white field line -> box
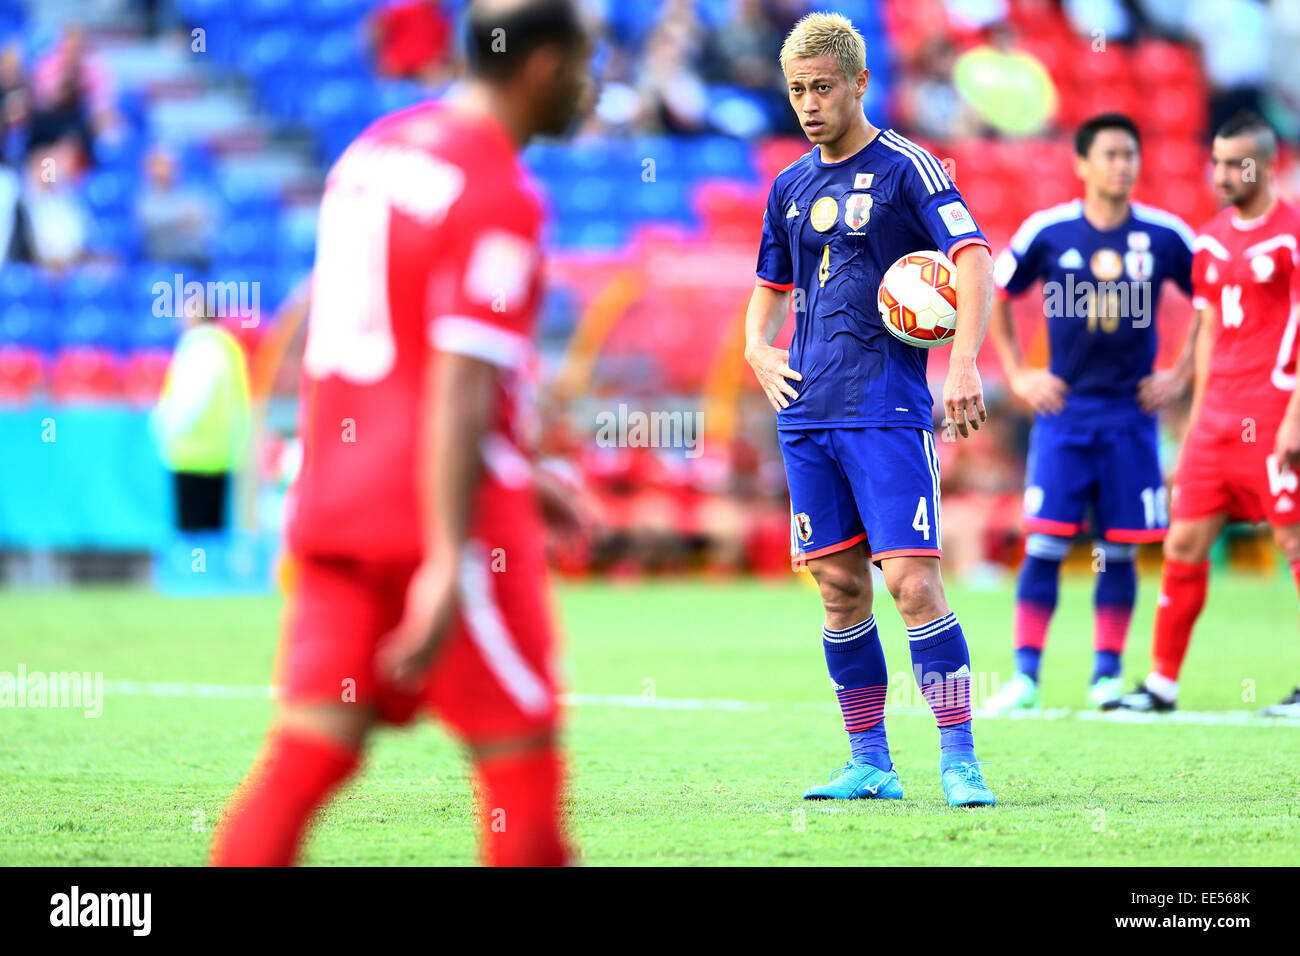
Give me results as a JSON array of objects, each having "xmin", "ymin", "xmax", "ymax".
[{"xmin": 97, "ymin": 680, "xmax": 1300, "ymax": 727}]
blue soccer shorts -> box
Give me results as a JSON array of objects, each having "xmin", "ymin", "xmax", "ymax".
[
  {"xmin": 1022, "ymin": 415, "xmax": 1167, "ymax": 543},
  {"xmin": 778, "ymin": 426, "xmax": 943, "ymax": 566}
]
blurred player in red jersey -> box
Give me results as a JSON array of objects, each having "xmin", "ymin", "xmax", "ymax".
[
  {"xmin": 1108, "ymin": 112, "xmax": 1300, "ymax": 715},
  {"xmin": 210, "ymin": 0, "xmax": 593, "ymax": 866}
]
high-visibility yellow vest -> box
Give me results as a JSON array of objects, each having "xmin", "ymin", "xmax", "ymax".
[{"xmin": 156, "ymin": 324, "xmax": 251, "ymax": 473}]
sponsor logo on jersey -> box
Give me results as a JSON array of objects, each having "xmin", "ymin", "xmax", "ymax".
[
  {"xmin": 1090, "ymin": 248, "xmax": 1124, "ymax": 281},
  {"xmin": 786, "ymin": 200, "xmax": 799, "ymax": 219},
  {"xmin": 1058, "ymin": 248, "xmax": 1084, "ymax": 269},
  {"xmin": 794, "ymin": 511, "xmax": 813, "ymax": 542},
  {"xmin": 1206, "ymin": 262, "xmax": 1218, "ymax": 283},
  {"xmin": 843, "ymin": 192, "xmax": 873, "ymax": 231},
  {"xmin": 938, "ymin": 201, "xmax": 976, "ymax": 236},
  {"xmin": 854, "ymin": 173, "xmax": 874, "ymax": 189},
  {"xmin": 1278, "ymin": 494, "xmax": 1294, "ymax": 513},
  {"xmin": 1023, "ymin": 485, "xmax": 1044, "ymax": 515},
  {"xmin": 1251, "ymin": 254, "xmax": 1275, "ymax": 281},
  {"xmin": 810, "ymin": 196, "xmax": 838, "ymax": 232}
]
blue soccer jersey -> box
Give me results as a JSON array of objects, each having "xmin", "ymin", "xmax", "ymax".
[
  {"xmin": 992, "ymin": 199, "xmax": 1195, "ymax": 422},
  {"xmin": 755, "ymin": 129, "xmax": 989, "ymax": 431}
]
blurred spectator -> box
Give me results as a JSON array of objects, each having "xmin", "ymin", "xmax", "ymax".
[
  {"xmin": 896, "ymin": 35, "xmax": 980, "ymax": 142},
  {"xmin": 1063, "ymin": 0, "xmax": 1137, "ymax": 44},
  {"xmin": 153, "ymin": 297, "xmax": 251, "ymax": 532},
  {"xmin": 1184, "ymin": 0, "xmax": 1269, "ymax": 135},
  {"xmin": 137, "ymin": 145, "xmax": 214, "ymax": 271},
  {"xmin": 31, "ymin": 26, "xmax": 118, "ymax": 135},
  {"xmin": 27, "ymin": 71, "xmax": 95, "ymax": 169},
  {"xmin": 945, "ymin": 0, "xmax": 1009, "ymax": 34},
  {"xmin": 369, "ymin": 0, "xmax": 454, "ymax": 83},
  {"xmin": 21, "ymin": 142, "xmax": 88, "ymax": 271},
  {"xmin": 639, "ymin": 2, "xmax": 710, "ymax": 134},
  {"xmin": 708, "ymin": 0, "xmax": 789, "ymax": 137},
  {"xmin": 0, "ymin": 157, "xmax": 31, "ymax": 264},
  {"xmin": 952, "ymin": 22, "xmax": 1057, "ymax": 136},
  {"xmin": 1, "ymin": 43, "xmax": 30, "ymax": 165}
]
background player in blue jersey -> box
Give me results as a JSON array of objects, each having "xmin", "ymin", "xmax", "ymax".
[
  {"xmin": 744, "ymin": 12, "xmax": 997, "ymax": 807},
  {"xmin": 985, "ymin": 113, "xmax": 1198, "ymax": 713}
]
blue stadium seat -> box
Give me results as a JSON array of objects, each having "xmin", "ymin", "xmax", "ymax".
[
  {"xmin": 243, "ymin": 27, "xmax": 296, "ymax": 77},
  {"xmin": 0, "ymin": 303, "xmax": 57, "ymax": 354},
  {"xmin": 62, "ymin": 268, "xmax": 128, "ymax": 312},
  {"xmin": 244, "ymin": 0, "xmax": 295, "ymax": 24},
  {"xmin": 82, "ymin": 170, "xmax": 133, "ymax": 217},
  {"xmin": 0, "ymin": 263, "xmax": 55, "ymax": 308},
  {"xmin": 59, "ymin": 303, "xmax": 128, "ymax": 352}
]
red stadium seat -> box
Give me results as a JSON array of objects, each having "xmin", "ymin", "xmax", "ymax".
[
  {"xmin": 0, "ymin": 346, "xmax": 45, "ymax": 402},
  {"xmin": 1133, "ymin": 39, "xmax": 1204, "ymax": 89},
  {"xmin": 49, "ymin": 347, "xmax": 123, "ymax": 402},
  {"xmin": 1144, "ymin": 85, "xmax": 1207, "ymax": 138},
  {"xmin": 122, "ymin": 349, "xmax": 173, "ymax": 404},
  {"xmin": 755, "ymin": 137, "xmax": 811, "ymax": 184}
]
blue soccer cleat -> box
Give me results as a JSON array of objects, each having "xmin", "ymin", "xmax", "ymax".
[
  {"xmin": 941, "ymin": 760, "xmax": 997, "ymax": 807},
  {"xmin": 803, "ymin": 760, "xmax": 904, "ymax": 800}
]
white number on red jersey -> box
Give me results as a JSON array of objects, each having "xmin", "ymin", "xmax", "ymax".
[
  {"xmin": 303, "ymin": 143, "xmax": 465, "ymax": 384},
  {"xmin": 1220, "ymin": 284, "xmax": 1244, "ymax": 328}
]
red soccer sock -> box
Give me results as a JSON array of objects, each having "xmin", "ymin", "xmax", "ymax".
[
  {"xmin": 475, "ymin": 747, "xmax": 569, "ymax": 867},
  {"xmin": 1094, "ymin": 604, "xmax": 1133, "ymax": 655},
  {"xmin": 210, "ymin": 727, "xmax": 359, "ymax": 867},
  {"xmin": 1013, "ymin": 601, "xmax": 1053, "ymax": 651},
  {"xmin": 1151, "ymin": 558, "xmax": 1209, "ymax": 683}
]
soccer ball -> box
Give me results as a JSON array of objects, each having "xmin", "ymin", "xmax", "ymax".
[{"xmin": 877, "ymin": 250, "xmax": 959, "ymax": 348}]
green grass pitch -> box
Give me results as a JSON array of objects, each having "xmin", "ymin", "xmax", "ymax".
[{"xmin": 2, "ymin": 573, "xmax": 1298, "ymax": 866}]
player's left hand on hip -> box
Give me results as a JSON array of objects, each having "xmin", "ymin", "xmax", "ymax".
[
  {"xmin": 1275, "ymin": 417, "xmax": 1300, "ymax": 472},
  {"xmin": 942, "ymin": 360, "xmax": 987, "ymax": 439},
  {"xmin": 1137, "ymin": 370, "xmax": 1183, "ymax": 412},
  {"xmin": 378, "ymin": 560, "xmax": 459, "ymax": 689}
]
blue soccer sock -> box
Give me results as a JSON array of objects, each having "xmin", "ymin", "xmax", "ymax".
[
  {"xmin": 908, "ymin": 611, "xmax": 976, "ymax": 769},
  {"xmin": 1093, "ymin": 542, "xmax": 1137, "ymax": 682},
  {"xmin": 823, "ymin": 616, "xmax": 891, "ymax": 771},
  {"xmin": 1013, "ymin": 535, "xmax": 1068, "ymax": 681}
]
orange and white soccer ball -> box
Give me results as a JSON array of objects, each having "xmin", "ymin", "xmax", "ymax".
[{"xmin": 877, "ymin": 250, "xmax": 959, "ymax": 348}]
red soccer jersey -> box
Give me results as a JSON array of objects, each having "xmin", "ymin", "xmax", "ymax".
[
  {"xmin": 287, "ymin": 102, "xmax": 545, "ymax": 560},
  {"xmin": 1191, "ymin": 198, "xmax": 1300, "ymax": 431}
]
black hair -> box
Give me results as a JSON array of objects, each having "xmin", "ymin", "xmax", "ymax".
[
  {"xmin": 1214, "ymin": 110, "xmax": 1277, "ymax": 158},
  {"xmin": 466, "ymin": 0, "xmax": 585, "ymax": 80},
  {"xmin": 1074, "ymin": 112, "xmax": 1141, "ymax": 158}
]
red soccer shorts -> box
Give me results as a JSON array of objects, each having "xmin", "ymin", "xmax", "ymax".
[
  {"xmin": 1172, "ymin": 417, "xmax": 1300, "ymax": 527},
  {"xmin": 277, "ymin": 521, "xmax": 562, "ymax": 742}
]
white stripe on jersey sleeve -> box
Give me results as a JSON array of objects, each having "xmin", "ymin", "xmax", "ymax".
[
  {"xmin": 881, "ymin": 130, "xmax": 952, "ymax": 194},
  {"xmin": 1132, "ymin": 201, "xmax": 1198, "ymax": 252},
  {"xmin": 430, "ymin": 315, "xmax": 527, "ymax": 367},
  {"xmin": 1193, "ymin": 235, "xmax": 1231, "ymax": 260},
  {"xmin": 1244, "ymin": 233, "xmax": 1299, "ymax": 264},
  {"xmin": 1007, "ymin": 200, "xmax": 1082, "ymax": 255}
]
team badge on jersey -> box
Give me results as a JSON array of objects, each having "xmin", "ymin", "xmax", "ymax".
[
  {"xmin": 794, "ymin": 512, "xmax": 813, "ymax": 542},
  {"xmin": 1251, "ymin": 255, "xmax": 1275, "ymax": 281},
  {"xmin": 810, "ymin": 196, "xmax": 838, "ymax": 232},
  {"xmin": 1090, "ymin": 248, "xmax": 1123, "ymax": 281},
  {"xmin": 1125, "ymin": 231, "xmax": 1154, "ymax": 281},
  {"xmin": 844, "ymin": 193, "xmax": 872, "ymax": 231},
  {"xmin": 1125, "ymin": 250, "xmax": 1154, "ymax": 281}
]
